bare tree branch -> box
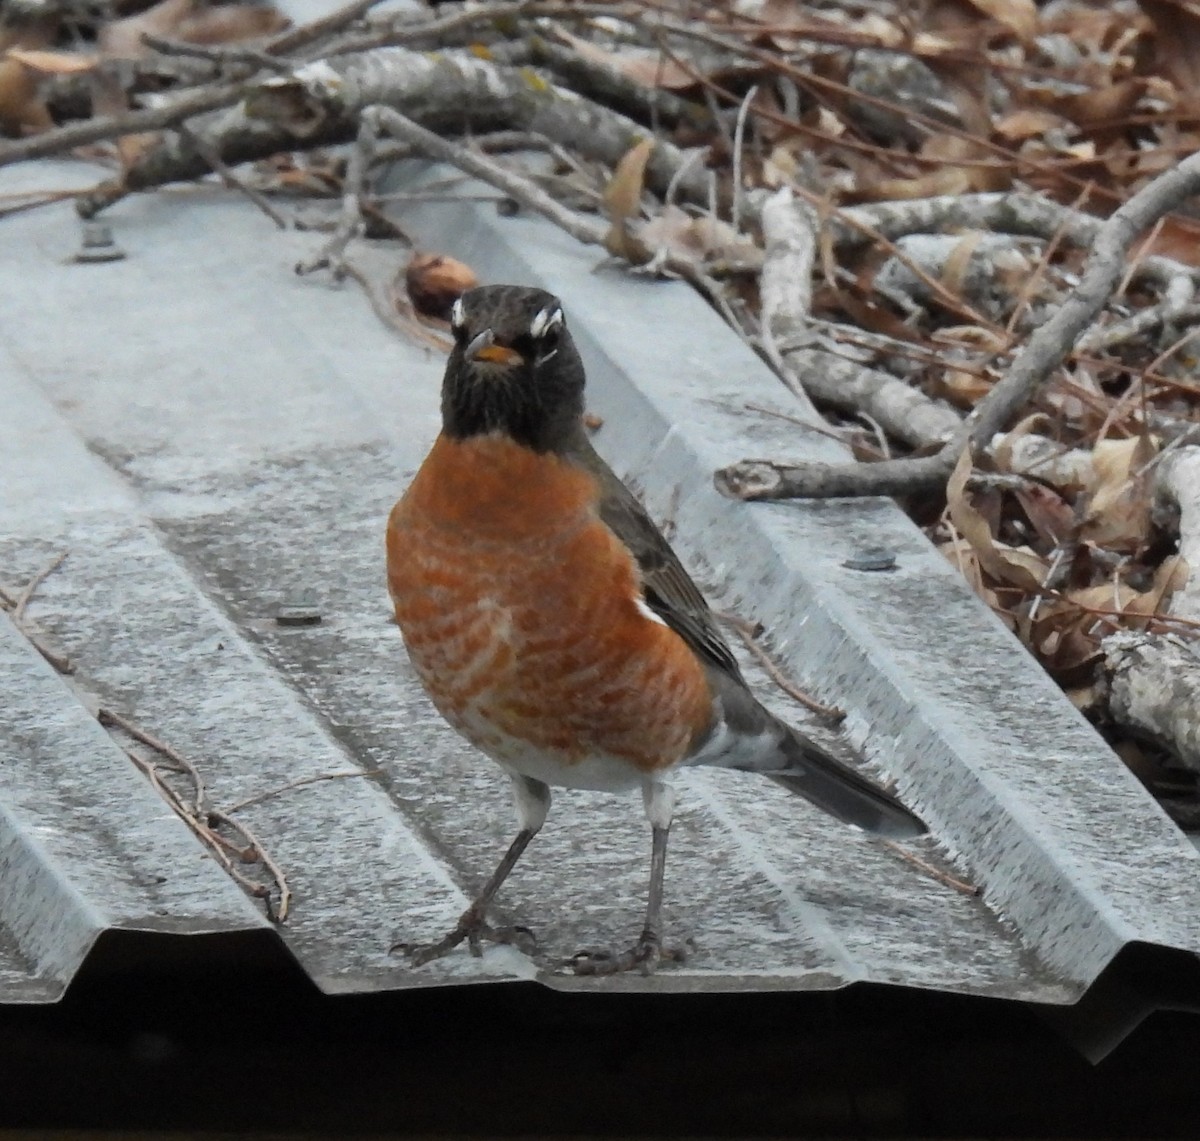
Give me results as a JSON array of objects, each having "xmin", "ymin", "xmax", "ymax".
[{"xmin": 716, "ymin": 150, "xmax": 1200, "ymax": 501}]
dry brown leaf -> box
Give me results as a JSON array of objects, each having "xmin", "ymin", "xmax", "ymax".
[
  {"xmin": 947, "ymin": 448, "xmax": 1048, "ymax": 590},
  {"xmin": 174, "ymin": 5, "xmax": 289, "ymax": 45},
  {"xmin": 858, "ymin": 166, "xmax": 975, "ymax": 202},
  {"xmin": 931, "ymin": 325, "xmax": 1009, "ymax": 352},
  {"xmin": 5, "ymin": 48, "xmax": 99, "ymax": 74},
  {"xmin": 0, "ymin": 56, "xmax": 52, "ymax": 135},
  {"xmin": 555, "ymin": 29, "xmax": 696, "ymax": 90},
  {"xmin": 603, "ymin": 136, "xmax": 654, "ymax": 261},
  {"xmin": 1033, "ymin": 611, "xmax": 1103, "ymax": 682},
  {"xmin": 992, "ymin": 413, "xmax": 1052, "ymax": 473},
  {"xmin": 1051, "ymin": 81, "xmax": 1147, "ymax": 130},
  {"xmin": 1123, "ymin": 555, "xmax": 1190, "ymax": 619},
  {"xmin": 404, "ymin": 253, "xmax": 479, "ymax": 321},
  {"xmin": 940, "ymin": 231, "xmax": 986, "ymax": 296},
  {"xmin": 1015, "ymin": 482, "xmax": 1076, "ymax": 547},
  {"xmin": 936, "ymin": 368, "xmax": 994, "ymax": 408},
  {"xmin": 1066, "ymin": 556, "xmax": 1187, "ymax": 629},
  {"xmin": 1081, "ymin": 435, "xmax": 1157, "ymax": 550},
  {"xmin": 953, "ymin": 0, "xmax": 1038, "ymax": 41},
  {"xmin": 1143, "ymin": 213, "xmax": 1200, "ymax": 266},
  {"xmin": 938, "ymin": 534, "xmax": 1010, "ymax": 622},
  {"xmin": 637, "ymin": 205, "xmax": 761, "ymax": 267},
  {"xmin": 1142, "ymin": 0, "xmax": 1200, "ymax": 108},
  {"xmin": 994, "ymin": 109, "xmax": 1070, "ymax": 142},
  {"xmin": 100, "ymin": 0, "xmax": 199, "ymax": 59}
]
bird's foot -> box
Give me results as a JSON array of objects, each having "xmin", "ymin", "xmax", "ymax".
[
  {"xmin": 568, "ymin": 929, "xmax": 687, "ymax": 976},
  {"xmin": 393, "ymin": 906, "xmax": 536, "ymax": 966}
]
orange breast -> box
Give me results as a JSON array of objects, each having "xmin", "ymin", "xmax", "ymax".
[{"xmin": 387, "ymin": 433, "xmax": 713, "ymax": 776}]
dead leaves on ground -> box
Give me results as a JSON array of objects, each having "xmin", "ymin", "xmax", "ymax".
[
  {"xmin": 938, "ymin": 432, "xmax": 1191, "ymax": 709},
  {"xmin": 0, "ymin": 0, "xmax": 289, "ymax": 150}
]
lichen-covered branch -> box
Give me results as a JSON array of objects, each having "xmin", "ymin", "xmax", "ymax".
[
  {"xmin": 757, "ymin": 190, "xmax": 962, "ymax": 450},
  {"xmin": 1104, "ymin": 448, "xmax": 1200, "ymax": 772},
  {"xmin": 716, "ymin": 151, "xmax": 1200, "ymax": 501},
  {"xmin": 77, "ymin": 45, "xmax": 709, "ymax": 217}
]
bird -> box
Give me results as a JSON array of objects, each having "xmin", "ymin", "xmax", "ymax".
[{"xmin": 387, "ymin": 283, "xmax": 926, "ymax": 975}]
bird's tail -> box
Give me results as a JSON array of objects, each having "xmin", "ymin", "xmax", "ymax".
[{"xmin": 770, "ymin": 727, "xmax": 926, "ymax": 840}]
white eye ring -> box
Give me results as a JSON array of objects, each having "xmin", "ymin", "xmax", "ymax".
[
  {"xmin": 450, "ymin": 297, "xmax": 466, "ymax": 329},
  {"xmin": 529, "ymin": 305, "xmax": 563, "ymax": 340}
]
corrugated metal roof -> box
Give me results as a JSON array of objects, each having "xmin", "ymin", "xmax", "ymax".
[{"xmin": 4, "ymin": 155, "xmax": 1200, "ymax": 1037}]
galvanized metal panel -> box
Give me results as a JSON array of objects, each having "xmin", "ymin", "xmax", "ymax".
[{"xmin": 0, "ymin": 156, "xmax": 1198, "ymax": 1014}]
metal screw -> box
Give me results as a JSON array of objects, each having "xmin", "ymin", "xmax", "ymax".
[
  {"xmin": 74, "ymin": 221, "xmax": 126, "ymax": 264},
  {"xmin": 842, "ymin": 547, "xmax": 897, "ymax": 572},
  {"xmin": 275, "ymin": 599, "xmax": 323, "ymax": 627}
]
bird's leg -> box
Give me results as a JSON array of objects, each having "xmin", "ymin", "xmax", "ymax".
[
  {"xmin": 571, "ymin": 781, "xmax": 685, "ymax": 976},
  {"xmin": 397, "ymin": 775, "xmax": 549, "ymax": 965}
]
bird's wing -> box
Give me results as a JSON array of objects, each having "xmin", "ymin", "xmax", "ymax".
[
  {"xmin": 568, "ymin": 435, "xmax": 745, "ymax": 681},
  {"xmin": 570, "ymin": 434, "xmax": 927, "ymax": 840}
]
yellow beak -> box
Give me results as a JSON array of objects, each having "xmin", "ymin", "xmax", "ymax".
[{"xmin": 472, "ymin": 343, "xmax": 525, "ymax": 366}]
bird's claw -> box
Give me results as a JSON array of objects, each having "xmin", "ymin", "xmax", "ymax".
[
  {"xmin": 568, "ymin": 930, "xmax": 687, "ymax": 976},
  {"xmin": 393, "ymin": 911, "xmax": 537, "ymax": 966}
]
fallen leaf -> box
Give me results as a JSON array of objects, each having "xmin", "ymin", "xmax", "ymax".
[
  {"xmin": 636, "ymin": 204, "xmax": 761, "ymax": 267},
  {"xmin": 603, "ymin": 136, "xmax": 654, "ymax": 261},
  {"xmin": 554, "ymin": 29, "xmax": 697, "ymax": 90},
  {"xmin": 174, "ymin": 5, "xmax": 289, "ymax": 45},
  {"xmin": 935, "ymin": 367, "xmax": 993, "ymax": 408},
  {"xmin": 5, "ymin": 48, "xmax": 99, "ymax": 74},
  {"xmin": 947, "ymin": 448, "xmax": 1048, "ymax": 590},
  {"xmin": 859, "ymin": 165, "xmax": 975, "ymax": 202},
  {"xmin": 940, "ymin": 231, "xmax": 986, "ymax": 296},
  {"xmin": 994, "ymin": 108, "xmax": 1071, "ymax": 142},
  {"xmin": 100, "ymin": 0, "xmax": 199, "ymax": 59},
  {"xmin": 1143, "ymin": 213, "xmax": 1200, "ymax": 266},
  {"xmin": 1081, "ymin": 434, "xmax": 1157, "ymax": 550},
  {"xmin": 953, "ymin": 0, "xmax": 1038, "ymax": 41},
  {"xmin": 1142, "ymin": 0, "xmax": 1200, "ymax": 110},
  {"xmin": 1014, "ymin": 482, "xmax": 1076, "ymax": 547},
  {"xmin": 404, "ymin": 253, "xmax": 479, "ymax": 321},
  {"xmin": 0, "ymin": 57, "xmax": 53, "ymax": 135}
]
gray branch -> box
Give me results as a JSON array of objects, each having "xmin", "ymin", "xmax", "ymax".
[{"xmin": 716, "ymin": 150, "xmax": 1200, "ymax": 500}]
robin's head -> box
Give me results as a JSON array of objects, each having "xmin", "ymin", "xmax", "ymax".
[{"xmin": 441, "ymin": 284, "xmax": 586, "ymax": 452}]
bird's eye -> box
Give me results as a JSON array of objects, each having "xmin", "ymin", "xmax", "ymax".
[
  {"xmin": 529, "ymin": 305, "xmax": 563, "ymax": 342},
  {"xmin": 449, "ymin": 296, "xmax": 466, "ymax": 333}
]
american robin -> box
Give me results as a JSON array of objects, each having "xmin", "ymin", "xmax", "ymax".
[{"xmin": 387, "ymin": 284, "xmax": 925, "ymax": 975}]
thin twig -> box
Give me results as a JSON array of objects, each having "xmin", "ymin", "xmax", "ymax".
[
  {"xmin": 718, "ymin": 610, "xmax": 845, "ymax": 720},
  {"xmin": 208, "ymin": 810, "xmax": 292, "ymax": 922},
  {"xmin": 337, "ymin": 258, "xmax": 453, "ymax": 352},
  {"xmin": 0, "ymin": 563, "xmax": 74, "ymax": 674},
  {"xmin": 177, "ymin": 124, "xmax": 289, "ymax": 229},
  {"xmin": 730, "ymin": 83, "xmax": 757, "ymax": 235},
  {"xmin": 716, "ymin": 149, "xmax": 1200, "ymax": 500},
  {"xmin": 120, "ymin": 745, "xmax": 269, "ymax": 902},
  {"xmin": 225, "ymin": 768, "xmax": 381, "ymax": 813},
  {"xmin": 878, "ymin": 839, "xmax": 980, "ymax": 896},
  {"xmin": 323, "ymin": 1, "xmax": 636, "ymax": 57},
  {"xmin": 267, "ymin": 0, "xmax": 389, "ymax": 56},
  {"xmin": 364, "ymin": 104, "xmax": 608, "ymax": 247},
  {"xmin": 101, "ymin": 707, "xmax": 295, "ymax": 921},
  {"xmin": 295, "ymin": 110, "xmax": 377, "ymax": 275},
  {"xmin": 12, "ymin": 551, "xmax": 68, "ymax": 624},
  {"xmin": 0, "ymin": 81, "xmax": 247, "ymax": 169},
  {"xmin": 140, "ymin": 32, "xmax": 290, "ymax": 73},
  {"xmin": 98, "ymin": 706, "xmax": 207, "ymax": 813}
]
